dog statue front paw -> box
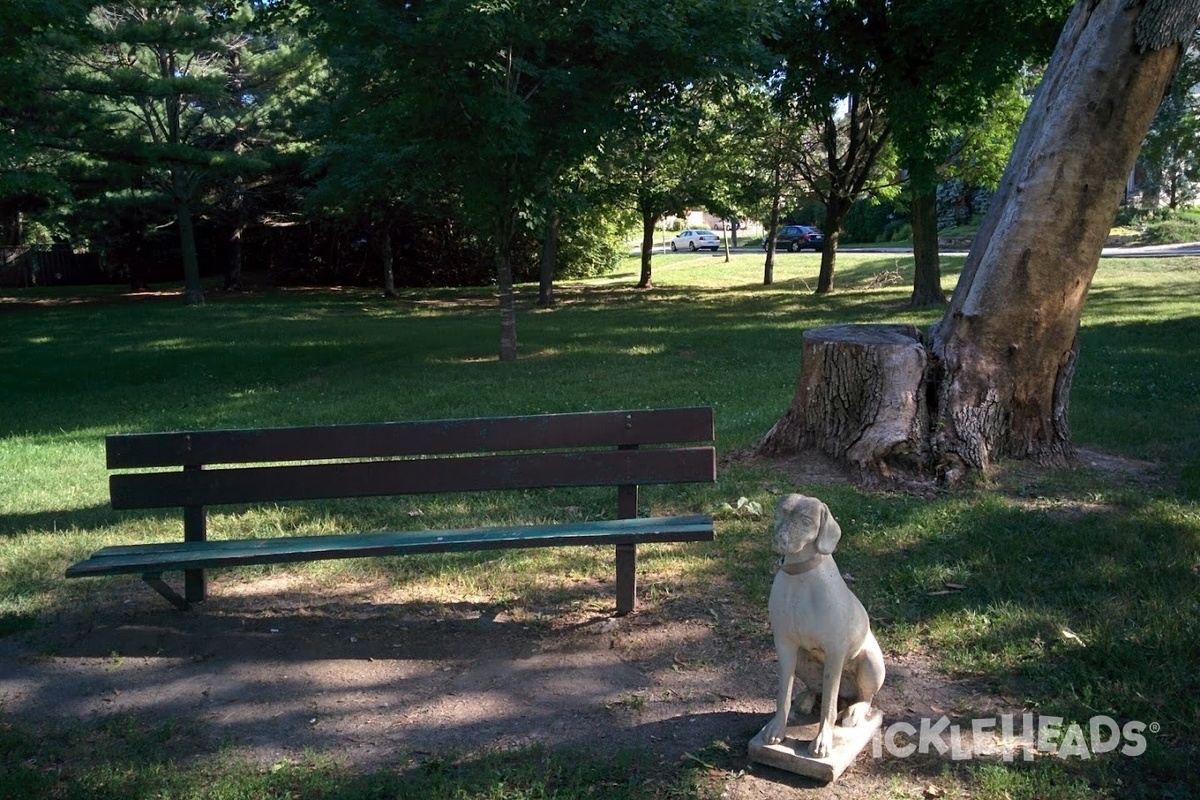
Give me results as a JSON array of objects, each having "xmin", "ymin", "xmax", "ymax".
[
  {"xmin": 809, "ymin": 724, "xmax": 835, "ymax": 758},
  {"xmin": 761, "ymin": 714, "xmax": 789, "ymax": 745}
]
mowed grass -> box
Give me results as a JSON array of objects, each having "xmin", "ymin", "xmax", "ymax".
[{"xmin": 2, "ymin": 250, "xmax": 1200, "ymax": 798}]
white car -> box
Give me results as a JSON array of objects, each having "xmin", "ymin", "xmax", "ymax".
[{"xmin": 671, "ymin": 229, "xmax": 721, "ymax": 252}]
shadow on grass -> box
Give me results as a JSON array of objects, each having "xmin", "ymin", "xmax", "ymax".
[
  {"xmin": 0, "ymin": 577, "xmax": 773, "ymax": 800},
  {"xmin": 0, "ymin": 504, "xmax": 134, "ymax": 539},
  {"xmin": 0, "ymin": 717, "xmax": 707, "ymax": 800}
]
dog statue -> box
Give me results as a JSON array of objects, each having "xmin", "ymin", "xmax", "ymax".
[{"xmin": 760, "ymin": 494, "xmax": 885, "ymax": 758}]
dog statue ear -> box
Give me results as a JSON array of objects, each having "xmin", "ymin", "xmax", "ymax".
[{"xmin": 815, "ymin": 503, "xmax": 842, "ymax": 554}]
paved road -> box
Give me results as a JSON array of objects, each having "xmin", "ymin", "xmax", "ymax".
[
  {"xmin": 841, "ymin": 242, "xmax": 1200, "ymax": 258},
  {"xmin": 640, "ymin": 242, "xmax": 1200, "ymax": 258}
]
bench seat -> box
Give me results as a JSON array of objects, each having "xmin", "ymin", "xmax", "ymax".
[{"xmin": 66, "ymin": 514, "xmax": 714, "ymax": 577}]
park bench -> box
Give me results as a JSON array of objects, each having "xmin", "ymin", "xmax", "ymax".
[{"xmin": 66, "ymin": 407, "xmax": 716, "ymax": 615}]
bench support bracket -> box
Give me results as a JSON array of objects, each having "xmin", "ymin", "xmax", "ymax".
[{"xmin": 142, "ymin": 572, "xmax": 191, "ymax": 611}]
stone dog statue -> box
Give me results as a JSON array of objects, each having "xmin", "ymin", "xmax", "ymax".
[{"xmin": 761, "ymin": 494, "xmax": 885, "ymax": 758}]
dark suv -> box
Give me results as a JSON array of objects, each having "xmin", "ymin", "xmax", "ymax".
[{"xmin": 765, "ymin": 225, "xmax": 825, "ymax": 252}]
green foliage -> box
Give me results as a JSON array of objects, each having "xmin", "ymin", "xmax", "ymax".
[
  {"xmin": 884, "ymin": 222, "xmax": 913, "ymax": 242},
  {"xmin": 1141, "ymin": 31, "xmax": 1200, "ymax": 209},
  {"xmin": 3, "ymin": 1, "xmax": 305, "ymax": 299},
  {"xmin": 782, "ymin": 202, "xmax": 825, "ymax": 227},
  {"xmin": 1141, "ymin": 217, "xmax": 1200, "ymax": 244},
  {"xmin": 948, "ymin": 74, "xmax": 1036, "ymax": 190},
  {"xmin": 879, "ymin": 1, "xmax": 1071, "ymax": 182},
  {"xmin": 555, "ymin": 213, "xmax": 628, "ymax": 279},
  {"xmin": 841, "ymin": 198, "xmax": 899, "ymax": 243}
]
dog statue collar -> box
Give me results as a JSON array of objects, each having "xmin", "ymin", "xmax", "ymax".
[{"xmin": 776, "ymin": 554, "xmax": 827, "ymax": 575}]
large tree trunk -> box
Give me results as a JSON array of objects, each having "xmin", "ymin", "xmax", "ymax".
[
  {"xmin": 815, "ymin": 195, "xmax": 849, "ymax": 294},
  {"xmin": 929, "ymin": 0, "xmax": 1195, "ymax": 481},
  {"xmin": 760, "ymin": 0, "xmax": 1199, "ymax": 484},
  {"xmin": 909, "ymin": 159, "xmax": 946, "ymax": 306},
  {"xmin": 176, "ymin": 197, "xmax": 204, "ymax": 306}
]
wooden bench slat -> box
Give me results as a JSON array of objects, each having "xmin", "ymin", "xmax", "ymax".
[
  {"xmin": 107, "ymin": 407, "xmax": 715, "ymax": 468},
  {"xmin": 110, "ymin": 447, "xmax": 717, "ymax": 510},
  {"xmin": 65, "ymin": 514, "xmax": 715, "ymax": 577}
]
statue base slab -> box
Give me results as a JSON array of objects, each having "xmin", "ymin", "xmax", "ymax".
[{"xmin": 747, "ymin": 709, "xmax": 882, "ymax": 783}]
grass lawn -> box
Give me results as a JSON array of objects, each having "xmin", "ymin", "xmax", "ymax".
[{"xmin": 2, "ymin": 250, "xmax": 1199, "ymax": 798}]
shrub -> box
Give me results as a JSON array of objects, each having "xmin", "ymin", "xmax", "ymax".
[
  {"xmin": 842, "ymin": 199, "xmax": 896, "ymax": 243},
  {"xmin": 1142, "ymin": 218, "xmax": 1200, "ymax": 245},
  {"xmin": 556, "ymin": 218, "xmax": 626, "ymax": 279}
]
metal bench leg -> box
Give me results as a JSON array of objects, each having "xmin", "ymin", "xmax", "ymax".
[
  {"xmin": 615, "ymin": 543, "xmax": 636, "ymax": 616},
  {"xmin": 142, "ymin": 572, "xmax": 190, "ymax": 611},
  {"xmin": 616, "ymin": 466, "xmax": 639, "ymax": 616},
  {"xmin": 183, "ymin": 499, "xmax": 207, "ymax": 604}
]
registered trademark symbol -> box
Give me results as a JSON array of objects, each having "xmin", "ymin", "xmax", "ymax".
[{"xmin": 1149, "ymin": 722, "xmax": 1161, "ymax": 734}]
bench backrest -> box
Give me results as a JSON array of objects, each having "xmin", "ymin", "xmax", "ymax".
[{"xmin": 107, "ymin": 407, "xmax": 715, "ymax": 511}]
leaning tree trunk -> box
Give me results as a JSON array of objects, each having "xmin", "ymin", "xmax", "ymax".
[
  {"xmin": 760, "ymin": 0, "xmax": 1199, "ymax": 484},
  {"xmin": 929, "ymin": 0, "xmax": 1197, "ymax": 481}
]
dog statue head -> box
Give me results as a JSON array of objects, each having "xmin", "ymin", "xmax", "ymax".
[{"xmin": 772, "ymin": 494, "xmax": 842, "ymax": 557}]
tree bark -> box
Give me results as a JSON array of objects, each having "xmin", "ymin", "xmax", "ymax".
[
  {"xmin": 223, "ymin": 220, "xmax": 244, "ymax": 292},
  {"xmin": 381, "ymin": 224, "xmax": 397, "ymax": 297},
  {"xmin": 816, "ymin": 195, "xmax": 848, "ymax": 294},
  {"xmin": 763, "ymin": 178, "xmax": 782, "ymax": 286},
  {"xmin": 929, "ymin": 0, "xmax": 1194, "ymax": 480},
  {"xmin": 758, "ymin": 324, "xmax": 930, "ymax": 480},
  {"xmin": 537, "ymin": 209, "xmax": 560, "ymax": 307},
  {"xmin": 638, "ymin": 209, "xmax": 655, "ymax": 289},
  {"xmin": 909, "ymin": 159, "xmax": 946, "ymax": 306},
  {"xmin": 7, "ymin": 211, "xmax": 23, "ymax": 246},
  {"xmin": 176, "ymin": 197, "xmax": 204, "ymax": 306},
  {"xmin": 496, "ymin": 212, "xmax": 519, "ymax": 361}
]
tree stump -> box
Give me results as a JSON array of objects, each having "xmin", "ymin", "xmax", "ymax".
[{"xmin": 758, "ymin": 324, "xmax": 931, "ymax": 481}]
